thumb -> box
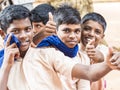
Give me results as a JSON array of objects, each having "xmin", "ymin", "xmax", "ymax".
[
  {"xmin": 48, "ymin": 12, "xmax": 53, "ymax": 21},
  {"xmin": 106, "ymin": 46, "xmax": 117, "ymax": 69},
  {"xmin": 107, "ymin": 46, "xmax": 113, "ymax": 60},
  {"xmin": 87, "ymin": 38, "xmax": 95, "ymax": 46}
]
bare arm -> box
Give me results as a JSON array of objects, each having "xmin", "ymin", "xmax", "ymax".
[
  {"xmin": 72, "ymin": 47, "xmax": 116, "ymax": 82},
  {"xmin": 0, "ymin": 34, "xmax": 20, "ymax": 90},
  {"xmin": 0, "ymin": 64, "xmax": 12, "ymax": 90}
]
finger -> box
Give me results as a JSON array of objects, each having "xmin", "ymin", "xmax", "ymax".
[
  {"xmin": 46, "ymin": 21, "xmax": 56, "ymax": 26},
  {"xmin": 117, "ymin": 64, "xmax": 120, "ymax": 70},
  {"xmin": 87, "ymin": 38, "xmax": 95, "ymax": 45},
  {"xmin": 46, "ymin": 23, "xmax": 56, "ymax": 30},
  {"xmin": 48, "ymin": 12, "xmax": 53, "ymax": 21},
  {"xmin": 45, "ymin": 28, "xmax": 56, "ymax": 33},
  {"xmin": 5, "ymin": 33, "xmax": 13, "ymax": 47},
  {"xmin": 107, "ymin": 46, "xmax": 114, "ymax": 60},
  {"xmin": 106, "ymin": 47, "xmax": 115, "ymax": 69},
  {"xmin": 86, "ymin": 45, "xmax": 95, "ymax": 50},
  {"xmin": 8, "ymin": 43, "xmax": 18, "ymax": 48},
  {"xmin": 110, "ymin": 52, "xmax": 120, "ymax": 62}
]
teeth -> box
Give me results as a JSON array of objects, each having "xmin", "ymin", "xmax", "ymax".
[
  {"xmin": 21, "ymin": 42, "xmax": 28, "ymax": 45},
  {"xmin": 87, "ymin": 38, "xmax": 91, "ymax": 42}
]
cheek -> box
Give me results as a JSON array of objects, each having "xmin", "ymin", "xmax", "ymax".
[
  {"xmin": 29, "ymin": 32, "xmax": 34, "ymax": 41},
  {"xmin": 58, "ymin": 34, "xmax": 66, "ymax": 42},
  {"xmin": 96, "ymin": 35, "xmax": 103, "ymax": 42},
  {"xmin": 77, "ymin": 35, "xmax": 81, "ymax": 40}
]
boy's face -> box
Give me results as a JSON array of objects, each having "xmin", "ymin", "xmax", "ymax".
[
  {"xmin": 6, "ymin": 18, "xmax": 33, "ymax": 52},
  {"xmin": 57, "ymin": 24, "xmax": 81, "ymax": 48},
  {"xmin": 81, "ymin": 20, "xmax": 104, "ymax": 47},
  {"xmin": 32, "ymin": 22, "xmax": 45, "ymax": 35}
]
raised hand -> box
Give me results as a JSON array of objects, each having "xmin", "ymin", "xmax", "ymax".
[
  {"xmin": 3, "ymin": 34, "xmax": 20, "ymax": 67},
  {"xmin": 32, "ymin": 12, "xmax": 57, "ymax": 45},
  {"xmin": 85, "ymin": 38, "xmax": 104, "ymax": 63},
  {"xmin": 45, "ymin": 12, "xmax": 56, "ymax": 36},
  {"xmin": 106, "ymin": 47, "xmax": 120, "ymax": 70},
  {"xmin": 85, "ymin": 38, "xmax": 95, "ymax": 59}
]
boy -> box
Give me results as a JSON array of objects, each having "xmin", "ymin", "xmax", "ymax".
[
  {"xmin": 30, "ymin": 3, "xmax": 56, "ymax": 45},
  {"xmin": 80, "ymin": 12, "xmax": 108, "ymax": 90}
]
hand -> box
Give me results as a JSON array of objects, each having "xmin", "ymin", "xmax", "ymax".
[
  {"xmin": 44, "ymin": 12, "xmax": 56, "ymax": 36},
  {"xmin": 86, "ymin": 38, "xmax": 104, "ymax": 63},
  {"xmin": 86, "ymin": 39, "xmax": 96, "ymax": 62},
  {"xmin": 3, "ymin": 34, "xmax": 20, "ymax": 67},
  {"xmin": 106, "ymin": 47, "xmax": 120, "ymax": 70}
]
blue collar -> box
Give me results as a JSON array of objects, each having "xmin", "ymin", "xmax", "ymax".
[{"xmin": 37, "ymin": 35, "xmax": 78, "ymax": 58}]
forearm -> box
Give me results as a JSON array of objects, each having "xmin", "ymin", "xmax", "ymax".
[
  {"xmin": 0, "ymin": 64, "xmax": 12, "ymax": 90},
  {"xmin": 89, "ymin": 61, "xmax": 112, "ymax": 81},
  {"xmin": 33, "ymin": 32, "xmax": 45, "ymax": 45},
  {"xmin": 72, "ymin": 62, "xmax": 112, "ymax": 82}
]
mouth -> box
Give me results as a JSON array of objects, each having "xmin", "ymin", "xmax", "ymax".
[{"xmin": 19, "ymin": 40, "xmax": 30, "ymax": 47}]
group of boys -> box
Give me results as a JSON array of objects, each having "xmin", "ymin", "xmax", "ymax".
[{"xmin": 0, "ymin": 3, "xmax": 120, "ymax": 90}]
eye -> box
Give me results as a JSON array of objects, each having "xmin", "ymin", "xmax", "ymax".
[
  {"xmin": 36, "ymin": 24, "xmax": 41, "ymax": 28},
  {"xmin": 62, "ymin": 28, "xmax": 70, "ymax": 33},
  {"xmin": 75, "ymin": 29, "xmax": 81, "ymax": 34},
  {"xmin": 83, "ymin": 26, "xmax": 91, "ymax": 31},
  {"xmin": 11, "ymin": 29, "xmax": 20, "ymax": 34},
  {"xmin": 25, "ymin": 27, "xmax": 32, "ymax": 32},
  {"xmin": 95, "ymin": 29, "xmax": 102, "ymax": 35}
]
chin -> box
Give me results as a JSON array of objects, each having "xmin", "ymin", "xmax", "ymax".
[{"xmin": 19, "ymin": 46, "xmax": 29, "ymax": 52}]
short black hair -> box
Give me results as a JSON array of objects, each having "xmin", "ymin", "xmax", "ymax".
[
  {"xmin": 0, "ymin": 5, "xmax": 31, "ymax": 33},
  {"xmin": 53, "ymin": 4, "xmax": 81, "ymax": 29},
  {"xmin": 81, "ymin": 12, "xmax": 107, "ymax": 32},
  {"xmin": 30, "ymin": 4, "xmax": 55, "ymax": 25}
]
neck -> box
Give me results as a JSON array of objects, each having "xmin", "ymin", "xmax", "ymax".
[
  {"xmin": 80, "ymin": 43, "xmax": 86, "ymax": 51},
  {"xmin": 20, "ymin": 49, "xmax": 28, "ymax": 58}
]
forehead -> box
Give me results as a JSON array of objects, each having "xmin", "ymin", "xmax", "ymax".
[
  {"xmin": 83, "ymin": 20, "xmax": 104, "ymax": 30},
  {"xmin": 58, "ymin": 24, "xmax": 81, "ymax": 30},
  {"xmin": 7, "ymin": 18, "xmax": 32, "ymax": 33}
]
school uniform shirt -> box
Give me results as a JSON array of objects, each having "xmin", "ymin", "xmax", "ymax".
[
  {"xmin": 90, "ymin": 44, "xmax": 108, "ymax": 90},
  {"xmin": 58, "ymin": 44, "xmax": 91, "ymax": 90},
  {"xmin": 7, "ymin": 47, "xmax": 79, "ymax": 90},
  {"xmin": 77, "ymin": 44, "xmax": 91, "ymax": 90}
]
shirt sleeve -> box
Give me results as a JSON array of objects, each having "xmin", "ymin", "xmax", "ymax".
[{"xmin": 49, "ymin": 48, "xmax": 79, "ymax": 80}]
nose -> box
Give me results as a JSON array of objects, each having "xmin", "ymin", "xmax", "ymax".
[
  {"xmin": 69, "ymin": 32, "xmax": 76, "ymax": 39},
  {"xmin": 89, "ymin": 30, "xmax": 95, "ymax": 36},
  {"xmin": 19, "ymin": 30, "xmax": 27, "ymax": 39}
]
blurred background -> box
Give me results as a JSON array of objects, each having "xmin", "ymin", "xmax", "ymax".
[{"xmin": 0, "ymin": 0, "xmax": 120, "ymax": 90}]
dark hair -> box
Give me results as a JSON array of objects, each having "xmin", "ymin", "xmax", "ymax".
[
  {"xmin": 81, "ymin": 12, "xmax": 107, "ymax": 32},
  {"xmin": 30, "ymin": 3, "xmax": 55, "ymax": 25},
  {"xmin": 53, "ymin": 4, "xmax": 81, "ymax": 29},
  {"xmin": 0, "ymin": 5, "xmax": 31, "ymax": 33}
]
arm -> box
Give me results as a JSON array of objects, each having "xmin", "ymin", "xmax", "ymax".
[
  {"xmin": 33, "ymin": 12, "xmax": 56, "ymax": 45},
  {"xmin": 0, "ymin": 64, "xmax": 12, "ymax": 90},
  {"xmin": 72, "ymin": 47, "xmax": 116, "ymax": 82},
  {"xmin": 0, "ymin": 34, "xmax": 20, "ymax": 90},
  {"xmin": 72, "ymin": 61, "xmax": 111, "ymax": 82}
]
